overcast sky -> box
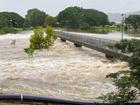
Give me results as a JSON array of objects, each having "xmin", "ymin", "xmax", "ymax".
[{"xmin": 0, "ymin": 0, "xmax": 140, "ymax": 17}]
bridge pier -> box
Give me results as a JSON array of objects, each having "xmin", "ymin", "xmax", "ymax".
[
  {"xmin": 74, "ymin": 43, "xmax": 82, "ymax": 47},
  {"xmin": 60, "ymin": 38, "xmax": 66, "ymax": 42}
]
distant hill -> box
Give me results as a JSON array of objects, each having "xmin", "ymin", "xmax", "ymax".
[{"xmin": 107, "ymin": 11, "xmax": 140, "ymax": 23}]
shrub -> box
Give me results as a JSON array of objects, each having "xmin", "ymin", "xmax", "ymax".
[
  {"xmin": 30, "ymin": 27, "xmax": 44, "ymax": 49},
  {"xmin": 44, "ymin": 26, "xmax": 57, "ymax": 48},
  {"xmin": 24, "ymin": 26, "xmax": 57, "ymax": 56}
]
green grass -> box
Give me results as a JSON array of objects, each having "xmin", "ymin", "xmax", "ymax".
[{"xmin": 95, "ymin": 26, "xmax": 121, "ymax": 31}]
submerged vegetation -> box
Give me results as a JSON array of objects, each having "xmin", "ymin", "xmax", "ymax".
[
  {"xmin": 100, "ymin": 39, "xmax": 140, "ymax": 104},
  {"xmin": 24, "ymin": 26, "xmax": 57, "ymax": 57}
]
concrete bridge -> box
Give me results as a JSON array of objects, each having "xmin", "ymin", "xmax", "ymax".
[{"xmin": 56, "ymin": 31, "xmax": 129, "ymax": 59}]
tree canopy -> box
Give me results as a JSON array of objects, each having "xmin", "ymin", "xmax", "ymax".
[
  {"xmin": 44, "ymin": 16, "xmax": 57, "ymax": 27},
  {"xmin": 0, "ymin": 12, "xmax": 24, "ymax": 28},
  {"xmin": 25, "ymin": 8, "xmax": 46, "ymax": 27},
  {"xmin": 57, "ymin": 6, "xmax": 109, "ymax": 29},
  {"xmin": 125, "ymin": 15, "xmax": 140, "ymax": 30}
]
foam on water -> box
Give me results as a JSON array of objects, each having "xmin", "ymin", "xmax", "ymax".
[{"xmin": 0, "ymin": 32, "xmax": 129, "ymax": 101}]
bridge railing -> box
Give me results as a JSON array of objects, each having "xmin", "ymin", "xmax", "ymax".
[
  {"xmin": 57, "ymin": 31, "xmax": 118, "ymax": 49},
  {"xmin": 56, "ymin": 31, "xmax": 130, "ymax": 59}
]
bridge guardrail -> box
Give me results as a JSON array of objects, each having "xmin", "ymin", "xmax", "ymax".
[{"xmin": 56, "ymin": 31, "xmax": 130, "ymax": 59}]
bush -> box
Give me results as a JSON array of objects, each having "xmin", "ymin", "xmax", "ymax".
[
  {"xmin": 30, "ymin": 27, "xmax": 44, "ymax": 49},
  {"xmin": 24, "ymin": 26, "xmax": 57, "ymax": 56},
  {"xmin": 44, "ymin": 26, "xmax": 57, "ymax": 48}
]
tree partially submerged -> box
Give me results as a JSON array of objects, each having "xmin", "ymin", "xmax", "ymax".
[
  {"xmin": 99, "ymin": 39, "xmax": 140, "ymax": 105},
  {"xmin": 24, "ymin": 43, "xmax": 35, "ymax": 58},
  {"xmin": 24, "ymin": 26, "xmax": 57, "ymax": 57}
]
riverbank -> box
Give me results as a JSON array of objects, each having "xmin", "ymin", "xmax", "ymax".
[{"xmin": 0, "ymin": 27, "xmax": 27, "ymax": 35}]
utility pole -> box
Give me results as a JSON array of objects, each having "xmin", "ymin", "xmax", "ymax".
[{"xmin": 121, "ymin": 13, "xmax": 125, "ymax": 40}]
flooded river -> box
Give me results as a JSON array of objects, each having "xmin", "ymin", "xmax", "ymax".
[{"xmin": 0, "ymin": 31, "xmax": 129, "ymax": 102}]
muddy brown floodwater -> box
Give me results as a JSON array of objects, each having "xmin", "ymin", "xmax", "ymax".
[{"xmin": 0, "ymin": 31, "xmax": 129, "ymax": 102}]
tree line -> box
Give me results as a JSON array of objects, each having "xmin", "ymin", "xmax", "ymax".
[
  {"xmin": 0, "ymin": 7, "xmax": 140, "ymax": 34},
  {"xmin": 0, "ymin": 8, "xmax": 54, "ymax": 34},
  {"xmin": 0, "ymin": 7, "xmax": 110, "ymax": 34}
]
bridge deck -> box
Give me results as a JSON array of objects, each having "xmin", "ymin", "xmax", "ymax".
[{"xmin": 56, "ymin": 31, "xmax": 130, "ymax": 59}]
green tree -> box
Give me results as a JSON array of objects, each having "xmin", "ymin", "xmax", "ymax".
[
  {"xmin": 79, "ymin": 22, "xmax": 90, "ymax": 30},
  {"xmin": 57, "ymin": 6, "xmax": 109, "ymax": 28},
  {"xmin": 24, "ymin": 26, "xmax": 57, "ymax": 56},
  {"xmin": 43, "ymin": 26, "xmax": 57, "ymax": 48},
  {"xmin": 44, "ymin": 16, "xmax": 57, "ymax": 27},
  {"xmin": 25, "ymin": 8, "xmax": 46, "ymax": 27},
  {"xmin": 81, "ymin": 9, "xmax": 109, "ymax": 27},
  {"xmin": 125, "ymin": 15, "xmax": 140, "ymax": 30},
  {"xmin": 0, "ymin": 12, "xmax": 24, "ymax": 34},
  {"xmin": 30, "ymin": 27, "xmax": 44, "ymax": 49},
  {"xmin": 57, "ymin": 7, "xmax": 82, "ymax": 28},
  {"xmin": 0, "ymin": 12, "xmax": 24, "ymax": 28},
  {"xmin": 24, "ymin": 43, "xmax": 35, "ymax": 58}
]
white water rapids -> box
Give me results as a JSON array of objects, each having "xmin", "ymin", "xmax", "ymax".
[{"xmin": 0, "ymin": 31, "xmax": 129, "ymax": 102}]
